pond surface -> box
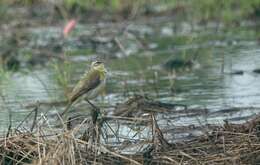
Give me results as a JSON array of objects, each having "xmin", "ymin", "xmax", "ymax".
[{"xmin": 1, "ymin": 21, "xmax": 260, "ymax": 136}]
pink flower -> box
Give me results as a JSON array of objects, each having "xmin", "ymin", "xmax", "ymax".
[{"xmin": 63, "ymin": 19, "xmax": 77, "ymax": 37}]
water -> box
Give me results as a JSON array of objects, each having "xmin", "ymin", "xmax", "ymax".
[{"xmin": 1, "ymin": 21, "xmax": 260, "ymax": 136}]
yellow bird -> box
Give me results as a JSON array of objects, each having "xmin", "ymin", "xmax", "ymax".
[{"xmin": 60, "ymin": 61, "xmax": 107, "ymax": 116}]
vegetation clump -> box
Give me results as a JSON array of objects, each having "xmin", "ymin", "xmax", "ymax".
[{"xmin": 1, "ymin": 96, "xmax": 260, "ymax": 164}]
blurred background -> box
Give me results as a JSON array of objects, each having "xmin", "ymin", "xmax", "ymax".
[{"xmin": 1, "ymin": 0, "xmax": 260, "ymax": 135}]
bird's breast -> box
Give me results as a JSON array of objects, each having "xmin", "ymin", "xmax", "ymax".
[{"xmin": 86, "ymin": 79, "xmax": 106, "ymax": 100}]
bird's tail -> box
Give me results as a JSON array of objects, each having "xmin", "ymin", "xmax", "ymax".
[{"xmin": 60, "ymin": 102, "xmax": 73, "ymax": 117}]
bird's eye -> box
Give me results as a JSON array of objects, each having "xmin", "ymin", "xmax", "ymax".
[{"xmin": 94, "ymin": 61, "xmax": 102, "ymax": 65}]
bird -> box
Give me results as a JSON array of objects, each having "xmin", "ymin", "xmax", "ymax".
[{"xmin": 60, "ymin": 61, "xmax": 107, "ymax": 117}]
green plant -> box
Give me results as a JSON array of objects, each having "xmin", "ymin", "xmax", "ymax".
[{"xmin": 51, "ymin": 59, "xmax": 72, "ymax": 98}]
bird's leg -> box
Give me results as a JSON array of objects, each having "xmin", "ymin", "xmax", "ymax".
[
  {"xmin": 85, "ymin": 99, "xmax": 100, "ymax": 113},
  {"xmin": 85, "ymin": 99, "xmax": 120, "ymax": 143},
  {"xmin": 85, "ymin": 98, "xmax": 100, "ymax": 124}
]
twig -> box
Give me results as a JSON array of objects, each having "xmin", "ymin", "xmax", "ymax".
[
  {"xmin": 114, "ymin": 37, "xmax": 128, "ymax": 57},
  {"xmin": 0, "ymin": 93, "xmax": 12, "ymax": 137},
  {"xmin": 162, "ymin": 156, "xmax": 179, "ymax": 164},
  {"xmin": 30, "ymin": 102, "xmax": 39, "ymax": 132},
  {"xmin": 100, "ymin": 145, "xmax": 142, "ymax": 165},
  {"xmin": 103, "ymin": 116, "xmax": 150, "ymax": 122},
  {"xmin": 16, "ymin": 105, "xmax": 38, "ymax": 131},
  {"xmin": 179, "ymin": 151, "xmax": 199, "ymax": 163}
]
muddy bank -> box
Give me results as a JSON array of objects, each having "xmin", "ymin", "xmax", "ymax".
[{"xmin": 1, "ymin": 1, "xmax": 260, "ymax": 71}]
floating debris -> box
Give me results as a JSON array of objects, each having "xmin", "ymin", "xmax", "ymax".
[
  {"xmin": 162, "ymin": 58, "xmax": 194, "ymax": 71},
  {"xmin": 230, "ymin": 70, "xmax": 244, "ymax": 75},
  {"xmin": 113, "ymin": 95, "xmax": 187, "ymax": 117},
  {"xmin": 253, "ymin": 68, "xmax": 260, "ymax": 74}
]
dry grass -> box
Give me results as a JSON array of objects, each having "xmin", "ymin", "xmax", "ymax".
[{"xmin": 1, "ymin": 97, "xmax": 260, "ymax": 165}]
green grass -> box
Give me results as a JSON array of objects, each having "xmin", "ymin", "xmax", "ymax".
[
  {"xmin": 0, "ymin": 66, "xmax": 11, "ymax": 82},
  {"xmin": 51, "ymin": 60, "xmax": 72, "ymax": 97},
  {"xmin": 1, "ymin": 0, "xmax": 260, "ymax": 24}
]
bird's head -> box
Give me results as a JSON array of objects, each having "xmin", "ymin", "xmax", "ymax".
[{"xmin": 91, "ymin": 61, "xmax": 107, "ymax": 73}]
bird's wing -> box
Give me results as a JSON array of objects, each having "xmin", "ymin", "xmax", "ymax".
[{"xmin": 69, "ymin": 69, "xmax": 101, "ymax": 103}]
